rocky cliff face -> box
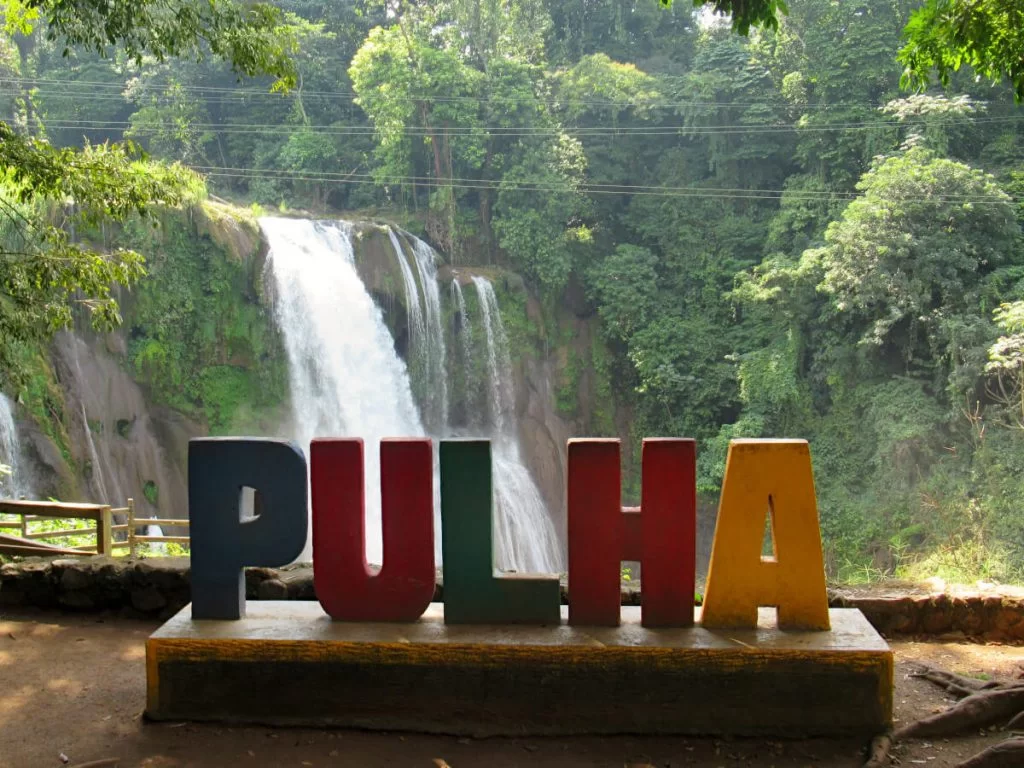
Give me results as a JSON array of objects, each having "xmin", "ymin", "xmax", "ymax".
[
  {"xmin": 5, "ymin": 207, "xmax": 630, "ymax": 555},
  {"xmin": 6, "ymin": 202, "xmax": 275, "ymax": 513}
]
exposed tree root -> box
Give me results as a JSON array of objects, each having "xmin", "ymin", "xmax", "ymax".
[
  {"xmin": 954, "ymin": 738, "xmax": 1024, "ymax": 768},
  {"xmin": 862, "ymin": 732, "xmax": 892, "ymax": 768},
  {"xmin": 862, "ymin": 664, "xmax": 1024, "ymax": 768},
  {"xmin": 910, "ymin": 664, "xmax": 1002, "ymax": 698},
  {"xmin": 1007, "ymin": 710, "xmax": 1024, "ymax": 730},
  {"xmin": 895, "ymin": 687, "xmax": 1024, "ymax": 739}
]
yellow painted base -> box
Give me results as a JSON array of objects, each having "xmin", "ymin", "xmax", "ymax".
[{"xmin": 146, "ymin": 603, "xmax": 893, "ymax": 736}]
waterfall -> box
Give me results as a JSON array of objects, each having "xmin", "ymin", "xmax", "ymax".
[
  {"xmin": 263, "ymin": 216, "xmax": 563, "ymax": 573},
  {"xmin": 0, "ymin": 394, "xmax": 31, "ymax": 499},
  {"xmin": 473, "ymin": 277, "xmax": 515, "ymax": 434},
  {"xmin": 450, "ymin": 279, "xmax": 478, "ymax": 429},
  {"xmin": 386, "ymin": 230, "xmax": 448, "ymax": 433},
  {"xmin": 263, "ymin": 218, "xmax": 427, "ymax": 563},
  {"xmin": 80, "ymin": 402, "xmax": 111, "ymax": 503},
  {"xmin": 408, "ymin": 235, "xmax": 449, "ymax": 432},
  {"xmin": 387, "ymin": 228, "xmax": 426, "ymax": 386},
  {"xmin": 451, "ymin": 280, "xmax": 473, "ymax": 377},
  {"xmin": 471, "ymin": 277, "xmax": 563, "ymax": 574}
]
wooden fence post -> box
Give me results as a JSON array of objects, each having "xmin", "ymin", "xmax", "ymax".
[
  {"xmin": 97, "ymin": 505, "xmax": 112, "ymax": 556},
  {"xmin": 127, "ymin": 497, "xmax": 136, "ymax": 558}
]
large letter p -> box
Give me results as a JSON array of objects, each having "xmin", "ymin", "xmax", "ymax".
[{"xmin": 189, "ymin": 438, "xmax": 308, "ymax": 619}]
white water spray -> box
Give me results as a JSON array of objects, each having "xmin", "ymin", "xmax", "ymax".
[
  {"xmin": 471, "ymin": 277, "xmax": 563, "ymax": 573},
  {"xmin": 263, "ymin": 218, "xmax": 426, "ymax": 563},
  {"xmin": 451, "ymin": 280, "xmax": 473, "ymax": 377},
  {"xmin": 263, "ymin": 217, "xmax": 563, "ymax": 572},
  {"xmin": 408, "ymin": 235, "xmax": 449, "ymax": 432},
  {"xmin": 450, "ymin": 279, "xmax": 478, "ymax": 428},
  {"xmin": 0, "ymin": 394, "xmax": 31, "ymax": 499}
]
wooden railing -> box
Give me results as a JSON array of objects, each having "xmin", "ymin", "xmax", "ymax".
[
  {"xmin": 111, "ymin": 498, "xmax": 190, "ymax": 556},
  {"xmin": 0, "ymin": 497, "xmax": 190, "ymax": 557},
  {"xmin": 0, "ymin": 499, "xmax": 117, "ymax": 555}
]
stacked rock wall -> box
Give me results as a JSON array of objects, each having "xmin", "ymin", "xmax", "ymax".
[{"xmin": 2, "ymin": 558, "xmax": 1023, "ymax": 642}]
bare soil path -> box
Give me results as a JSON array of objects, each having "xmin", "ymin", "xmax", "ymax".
[{"xmin": 0, "ymin": 608, "xmax": 1021, "ymax": 768}]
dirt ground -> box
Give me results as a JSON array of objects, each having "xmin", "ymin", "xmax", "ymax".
[{"xmin": 0, "ymin": 608, "xmax": 1022, "ymax": 768}]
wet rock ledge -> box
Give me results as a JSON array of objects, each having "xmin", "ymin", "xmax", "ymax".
[{"xmin": 1, "ymin": 557, "xmax": 1023, "ymax": 642}]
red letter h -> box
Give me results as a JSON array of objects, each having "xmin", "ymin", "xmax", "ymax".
[{"xmin": 567, "ymin": 439, "xmax": 696, "ymax": 627}]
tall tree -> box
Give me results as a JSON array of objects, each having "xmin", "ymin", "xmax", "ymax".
[
  {"xmin": 0, "ymin": 0, "xmax": 300, "ymax": 385},
  {"xmin": 899, "ymin": 0, "xmax": 1024, "ymax": 100}
]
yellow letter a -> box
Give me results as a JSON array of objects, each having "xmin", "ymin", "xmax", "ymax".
[{"xmin": 701, "ymin": 439, "xmax": 830, "ymax": 631}]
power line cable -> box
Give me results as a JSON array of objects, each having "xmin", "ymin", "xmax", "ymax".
[
  {"xmin": 189, "ymin": 165, "xmax": 1012, "ymax": 201},
  {"xmin": 194, "ymin": 166, "xmax": 1018, "ymax": 204},
  {"xmin": 21, "ymin": 114, "xmax": 1024, "ymax": 137},
  {"xmin": 5, "ymin": 75, "xmax": 1020, "ymax": 113}
]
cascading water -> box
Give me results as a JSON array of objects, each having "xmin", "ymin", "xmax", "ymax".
[
  {"xmin": 80, "ymin": 402, "xmax": 111, "ymax": 503},
  {"xmin": 387, "ymin": 229, "xmax": 426, "ymax": 383},
  {"xmin": 263, "ymin": 216, "xmax": 563, "ymax": 573},
  {"xmin": 0, "ymin": 393, "xmax": 32, "ymax": 499},
  {"xmin": 263, "ymin": 218, "xmax": 428, "ymax": 563},
  {"xmin": 409, "ymin": 236, "xmax": 449, "ymax": 431},
  {"xmin": 471, "ymin": 277, "xmax": 563, "ymax": 573},
  {"xmin": 386, "ymin": 230, "xmax": 449, "ymax": 434},
  {"xmin": 450, "ymin": 279, "xmax": 479, "ymax": 429},
  {"xmin": 54, "ymin": 332, "xmax": 181, "ymax": 538},
  {"xmin": 451, "ymin": 280, "xmax": 473, "ymax": 379}
]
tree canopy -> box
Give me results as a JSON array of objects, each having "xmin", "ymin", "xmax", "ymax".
[
  {"xmin": 0, "ymin": 0, "xmax": 300, "ymax": 384},
  {"xmin": 898, "ymin": 0, "xmax": 1024, "ymax": 101},
  {"xmin": 3, "ymin": 0, "xmax": 1024, "ymax": 581}
]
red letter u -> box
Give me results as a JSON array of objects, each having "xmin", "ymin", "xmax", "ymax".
[{"xmin": 312, "ymin": 438, "xmax": 435, "ymax": 621}]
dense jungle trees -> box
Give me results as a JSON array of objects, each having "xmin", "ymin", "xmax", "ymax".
[
  {"xmin": 0, "ymin": 0, "xmax": 302, "ymax": 383},
  {"xmin": 3, "ymin": 0, "xmax": 1024, "ymax": 579}
]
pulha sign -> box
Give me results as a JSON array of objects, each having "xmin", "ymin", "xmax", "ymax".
[{"xmin": 189, "ymin": 436, "xmax": 830, "ymax": 631}]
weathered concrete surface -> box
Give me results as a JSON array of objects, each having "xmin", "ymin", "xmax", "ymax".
[
  {"xmin": 3, "ymin": 558, "xmax": 1024, "ymax": 641},
  {"xmin": 146, "ymin": 603, "xmax": 892, "ymax": 737}
]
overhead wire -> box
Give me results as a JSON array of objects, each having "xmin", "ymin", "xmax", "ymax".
[
  {"xmin": 188, "ymin": 165, "xmax": 1010, "ymax": 200},
  {"xmin": 192, "ymin": 166, "xmax": 1017, "ymax": 204},
  {"xmin": 3, "ymin": 75, "xmax": 1020, "ymax": 113},
  {"xmin": 2, "ymin": 79, "xmax": 1019, "ymax": 205},
  {"xmin": 12, "ymin": 115, "xmax": 1024, "ymax": 137}
]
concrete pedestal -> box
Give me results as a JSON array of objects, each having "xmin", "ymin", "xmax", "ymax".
[{"xmin": 146, "ymin": 602, "xmax": 892, "ymax": 736}]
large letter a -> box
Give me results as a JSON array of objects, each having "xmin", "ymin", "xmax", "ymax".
[{"xmin": 701, "ymin": 439, "xmax": 830, "ymax": 631}]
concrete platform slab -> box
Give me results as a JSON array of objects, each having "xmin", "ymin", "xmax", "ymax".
[{"xmin": 146, "ymin": 602, "xmax": 892, "ymax": 736}]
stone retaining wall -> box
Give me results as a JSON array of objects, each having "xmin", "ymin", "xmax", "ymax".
[{"xmin": 2, "ymin": 557, "xmax": 1023, "ymax": 642}]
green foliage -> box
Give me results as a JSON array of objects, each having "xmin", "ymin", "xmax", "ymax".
[
  {"xmin": 0, "ymin": 120, "xmax": 208, "ymax": 388},
  {"xmin": 0, "ymin": 0, "xmax": 310, "ymax": 389},
  {"xmin": 589, "ymin": 330, "xmax": 617, "ymax": 435},
  {"xmin": 5, "ymin": 0, "xmax": 1024, "ymax": 578},
  {"xmin": 811, "ymin": 146, "xmax": 1017, "ymax": 353},
  {"xmin": 120, "ymin": 212, "xmax": 287, "ymax": 431},
  {"xmin": 126, "ymin": 79, "xmax": 215, "ymax": 164},
  {"xmin": 899, "ymin": 0, "xmax": 1024, "ymax": 101},
  {"xmin": 492, "ymin": 134, "xmax": 588, "ymax": 292},
  {"xmin": 14, "ymin": 0, "xmax": 301, "ymax": 89},
  {"xmin": 199, "ymin": 365, "xmax": 267, "ymax": 434},
  {"xmin": 556, "ymin": 347, "xmax": 581, "ymax": 417},
  {"xmin": 656, "ymin": 0, "xmax": 789, "ymax": 36},
  {"xmin": 14, "ymin": 342, "xmax": 73, "ymax": 464},
  {"xmin": 587, "ymin": 245, "xmax": 659, "ymax": 342},
  {"xmin": 18, "ymin": 513, "xmax": 96, "ymax": 549}
]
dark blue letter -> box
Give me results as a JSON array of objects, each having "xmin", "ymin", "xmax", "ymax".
[{"xmin": 190, "ymin": 438, "xmax": 308, "ymax": 619}]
